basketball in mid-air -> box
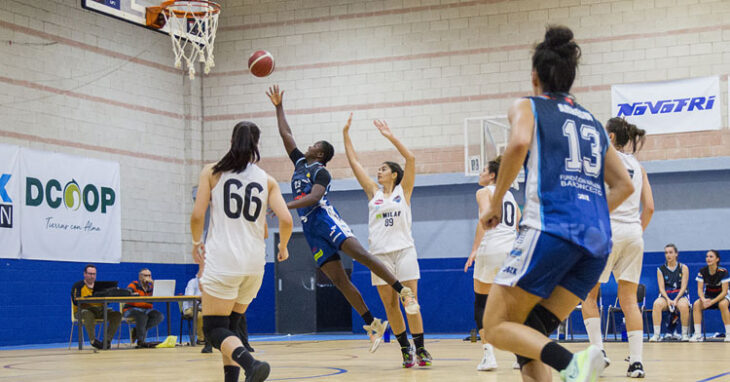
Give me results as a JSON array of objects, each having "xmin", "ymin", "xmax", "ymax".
[{"xmin": 248, "ymin": 50, "xmax": 275, "ymax": 77}]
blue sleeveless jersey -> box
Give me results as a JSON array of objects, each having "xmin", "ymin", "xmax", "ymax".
[
  {"xmin": 290, "ymin": 157, "xmax": 332, "ymax": 221},
  {"xmin": 520, "ymin": 94, "xmax": 612, "ymax": 257}
]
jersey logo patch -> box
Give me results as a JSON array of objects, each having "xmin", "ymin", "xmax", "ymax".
[
  {"xmin": 374, "ymin": 199, "xmax": 384, "ymax": 205},
  {"xmin": 313, "ymin": 249, "xmax": 323, "ymax": 261}
]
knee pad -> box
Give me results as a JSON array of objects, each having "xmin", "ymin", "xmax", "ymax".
[
  {"xmin": 229, "ymin": 311, "xmax": 243, "ymax": 332},
  {"xmin": 474, "ymin": 293, "xmax": 488, "ymax": 331},
  {"xmin": 203, "ymin": 315, "xmax": 232, "ymax": 349},
  {"xmin": 516, "ymin": 304, "xmax": 562, "ymax": 368}
]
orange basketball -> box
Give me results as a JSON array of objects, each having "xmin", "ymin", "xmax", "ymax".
[{"xmin": 248, "ymin": 50, "xmax": 275, "ymax": 77}]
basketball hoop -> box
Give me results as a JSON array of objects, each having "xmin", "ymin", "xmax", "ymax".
[{"xmin": 146, "ymin": 1, "xmax": 220, "ymax": 79}]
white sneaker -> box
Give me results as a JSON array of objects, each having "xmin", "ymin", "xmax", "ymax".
[
  {"xmin": 513, "ymin": 361, "xmax": 521, "ymax": 369},
  {"xmin": 724, "ymin": 335, "xmax": 730, "ymax": 342},
  {"xmin": 688, "ymin": 334, "xmax": 703, "ymax": 342},
  {"xmin": 363, "ymin": 318, "xmax": 389, "ymax": 353},
  {"xmin": 681, "ymin": 334, "xmax": 689, "ymax": 342},
  {"xmin": 477, "ymin": 344, "xmax": 497, "ymax": 371},
  {"xmin": 560, "ymin": 345, "xmax": 605, "ymax": 382},
  {"xmin": 648, "ymin": 334, "xmax": 660, "ymax": 342},
  {"xmin": 399, "ymin": 286, "xmax": 420, "ymax": 315}
]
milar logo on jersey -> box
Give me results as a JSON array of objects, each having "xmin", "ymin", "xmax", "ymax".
[{"xmin": 393, "ymin": 195, "xmax": 401, "ymax": 203}]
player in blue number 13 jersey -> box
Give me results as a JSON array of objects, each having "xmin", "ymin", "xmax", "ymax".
[
  {"xmin": 479, "ymin": 26, "xmax": 635, "ymax": 382},
  {"xmin": 267, "ymin": 85, "xmax": 420, "ymax": 354}
]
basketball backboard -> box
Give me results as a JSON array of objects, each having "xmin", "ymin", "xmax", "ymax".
[
  {"xmin": 81, "ymin": 0, "xmax": 160, "ymax": 29},
  {"xmin": 464, "ymin": 115, "xmax": 523, "ymax": 188}
]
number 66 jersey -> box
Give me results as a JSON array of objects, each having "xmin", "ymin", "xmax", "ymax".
[
  {"xmin": 205, "ymin": 164, "xmax": 269, "ymax": 276},
  {"xmin": 520, "ymin": 94, "xmax": 612, "ymax": 258}
]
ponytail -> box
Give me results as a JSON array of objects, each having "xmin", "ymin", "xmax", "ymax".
[
  {"xmin": 213, "ymin": 121, "xmax": 261, "ymax": 174},
  {"xmin": 606, "ymin": 117, "xmax": 646, "ymax": 153}
]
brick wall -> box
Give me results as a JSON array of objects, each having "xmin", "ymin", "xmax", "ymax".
[
  {"xmin": 0, "ymin": 0, "xmax": 202, "ymax": 263},
  {"xmin": 206, "ymin": 0, "xmax": 730, "ymax": 181}
]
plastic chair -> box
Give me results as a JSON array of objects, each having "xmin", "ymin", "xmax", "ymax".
[
  {"xmin": 120, "ymin": 303, "xmax": 159, "ymax": 345},
  {"xmin": 563, "ymin": 288, "xmax": 602, "ymax": 341},
  {"xmin": 68, "ymin": 299, "xmax": 105, "ymax": 349},
  {"xmin": 178, "ymin": 301, "xmax": 195, "ymax": 345},
  {"xmin": 604, "ymin": 283, "xmax": 647, "ymax": 341}
]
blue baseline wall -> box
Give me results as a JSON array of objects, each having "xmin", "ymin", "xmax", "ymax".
[{"xmin": 0, "ymin": 259, "xmax": 276, "ymax": 346}]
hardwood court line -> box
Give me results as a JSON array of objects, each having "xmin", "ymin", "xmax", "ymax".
[{"xmin": 697, "ymin": 371, "xmax": 730, "ymax": 382}]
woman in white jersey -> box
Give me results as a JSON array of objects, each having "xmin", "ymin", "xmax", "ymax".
[
  {"xmin": 190, "ymin": 122, "xmax": 293, "ymax": 382},
  {"xmin": 464, "ymin": 156, "xmax": 520, "ymax": 371},
  {"xmin": 580, "ymin": 117, "xmax": 654, "ymax": 378},
  {"xmin": 343, "ymin": 116, "xmax": 431, "ymax": 368}
]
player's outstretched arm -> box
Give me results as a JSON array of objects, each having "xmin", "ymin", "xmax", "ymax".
[
  {"xmin": 374, "ymin": 119, "xmax": 415, "ymax": 203},
  {"xmin": 190, "ymin": 164, "xmax": 214, "ymax": 265},
  {"xmin": 266, "ymin": 85, "xmax": 297, "ymax": 155},
  {"xmin": 639, "ymin": 166, "xmax": 654, "ymax": 231},
  {"xmin": 268, "ymin": 176, "xmax": 293, "ymax": 262},
  {"xmin": 465, "ymin": 188, "xmax": 492, "ymax": 272},
  {"xmin": 343, "ymin": 114, "xmax": 378, "ymax": 200},
  {"xmin": 286, "ymin": 184, "xmax": 326, "ymax": 210}
]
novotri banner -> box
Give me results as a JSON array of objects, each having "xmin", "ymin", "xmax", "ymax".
[
  {"xmin": 0, "ymin": 144, "xmax": 21, "ymax": 259},
  {"xmin": 20, "ymin": 148, "xmax": 121, "ymax": 263},
  {"xmin": 611, "ymin": 76, "xmax": 721, "ymax": 134}
]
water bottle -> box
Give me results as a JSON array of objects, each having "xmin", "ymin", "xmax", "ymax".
[{"xmin": 621, "ymin": 317, "xmax": 628, "ymax": 342}]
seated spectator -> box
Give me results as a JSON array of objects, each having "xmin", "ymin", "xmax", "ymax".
[
  {"xmin": 124, "ymin": 268, "xmax": 164, "ymax": 348},
  {"xmin": 71, "ymin": 264, "xmax": 122, "ymax": 349},
  {"xmin": 182, "ymin": 276, "xmax": 205, "ymax": 346},
  {"xmin": 690, "ymin": 250, "xmax": 730, "ymax": 342},
  {"xmin": 650, "ymin": 244, "xmax": 690, "ymax": 341}
]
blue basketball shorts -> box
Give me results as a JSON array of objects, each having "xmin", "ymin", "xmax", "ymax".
[
  {"xmin": 301, "ymin": 206, "xmax": 354, "ymax": 267},
  {"xmin": 494, "ymin": 227, "xmax": 608, "ymax": 300}
]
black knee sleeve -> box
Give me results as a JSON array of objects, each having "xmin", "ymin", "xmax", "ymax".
[
  {"xmin": 203, "ymin": 315, "xmax": 232, "ymax": 349},
  {"xmin": 474, "ymin": 293, "xmax": 488, "ymax": 331},
  {"xmin": 229, "ymin": 312, "xmax": 243, "ymax": 332},
  {"xmin": 516, "ymin": 304, "xmax": 562, "ymax": 368}
]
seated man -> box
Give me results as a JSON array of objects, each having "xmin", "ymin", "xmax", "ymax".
[
  {"xmin": 690, "ymin": 250, "xmax": 730, "ymax": 342},
  {"xmin": 182, "ymin": 276, "xmax": 206, "ymax": 349},
  {"xmin": 650, "ymin": 244, "xmax": 690, "ymax": 341},
  {"xmin": 124, "ymin": 268, "xmax": 164, "ymax": 348},
  {"xmin": 71, "ymin": 264, "xmax": 122, "ymax": 349}
]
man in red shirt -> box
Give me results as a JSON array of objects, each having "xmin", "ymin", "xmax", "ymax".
[{"xmin": 124, "ymin": 268, "xmax": 164, "ymax": 347}]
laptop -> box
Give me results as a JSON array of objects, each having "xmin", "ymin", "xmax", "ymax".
[
  {"xmin": 152, "ymin": 280, "xmax": 176, "ymax": 297},
  {"xmin": 92, "ymin": 281, "xmax": 118, "ymax": 296}
]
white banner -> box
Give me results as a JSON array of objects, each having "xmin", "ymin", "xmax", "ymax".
[
  {"xmin": 611, "ymin": 76, "xmax": 721, "ymax": 134},
  {"xmin": 20, "ymin": 149, "xmax": 121, "ymax": 263},
  {"xmin": 0, "ymin": 144, "xmax": 21, "ymax": 259}
]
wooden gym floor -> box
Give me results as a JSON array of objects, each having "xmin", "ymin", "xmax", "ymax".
[{"xmin": 1, "ymin": 337, "xmax": 728, "ymax": 381}]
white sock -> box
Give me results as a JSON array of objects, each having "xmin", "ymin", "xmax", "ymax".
[
  {"xmin": 627, "ymin": 330, "xmax": 643, "ymax": 364},
  {"xmin": 483, "ymin": 343, "xmax": 492, "ymax": 351},
  {"xmin": 694, "ymin": 324, "xmax": 702, "ymax": 335},
  {"xmin": 725, "ymin": 325, "xmax": 730, "ymax": 335},
  {"xmin": 653, "ymin": 326, "xmax": 660, "ymax": 336},
  {"xmin": 682, "ymin": 326, "xmax": 689, "ymax": 336},
  {"xmin": 584, "ymin": 318, "xmax": 603, "ymax": 349}
]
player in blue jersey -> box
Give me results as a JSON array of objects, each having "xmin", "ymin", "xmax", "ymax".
[
  {"xmin": 479, "ymin": 26, "xmax": 635, "ymax": 382},
  {"xmin": 266, "ymin": 85, "xmax": 420, "ymax": 353}
]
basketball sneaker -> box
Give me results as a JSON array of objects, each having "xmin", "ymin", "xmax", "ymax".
[
  {"xmin": 416, "ymin": 347, "xmax": 432, "ymax": 366},
  {"xmin": 681, "ymin": 334, "xmax": 689, "ymax": 342},
  {"xmin": 688, "ymin": 333, "xmax": 703, "ymax": 342},
  {"xmin": 559, "ymin": 345, "xmax": 604, "ymax": 382},
  {"xmin": 513, "ymin": 361, "xmax": 521, "ymax": 369},
  {"xmin": 244, "ymin": 360, "xmax": 270, "ymax": 382},
  {"xmin": 626, "ymin": 362, "xmax": 645, "ymax": 378},
  {"xmin": 725, "ymin": 335, "xmax": 730, "ymax": 342},
  {"xmin": 477, "ymin": 344, "xmax": 497, "ymax": 371},
  {"xmin": 399, "ymin": 286, "xmax": 420, "ymax": 315},
  {"xmin": 363, "ymin": 318, "xmax": 389, "ymax": 353},
  {"xmin": 601, "ymin": 349, "xmax": 611, "ymax": 369},
  {"xmin": 401, "ymin": 346, "xmax": 416, "ymax": 368},
  {"xmin": 648, "ymin": 334, "xmax": 660, "ymax": 342}
]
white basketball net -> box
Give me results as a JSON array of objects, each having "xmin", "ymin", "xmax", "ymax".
[{"xmin": 162, "ymin": 1, "xmax": 220, "ymax": 79}]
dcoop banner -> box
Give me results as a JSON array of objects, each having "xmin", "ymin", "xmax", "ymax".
[
  {"xmin": 611, "ymin": 76, "xmax": 721, "ymax": 134},
  {"xmin": 20, "ymin": 149, "xmax": 121, "ymax": 263},
  {"xmin": 0, "ymin": 144, "xmax": 21, "ymax": 259}
]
